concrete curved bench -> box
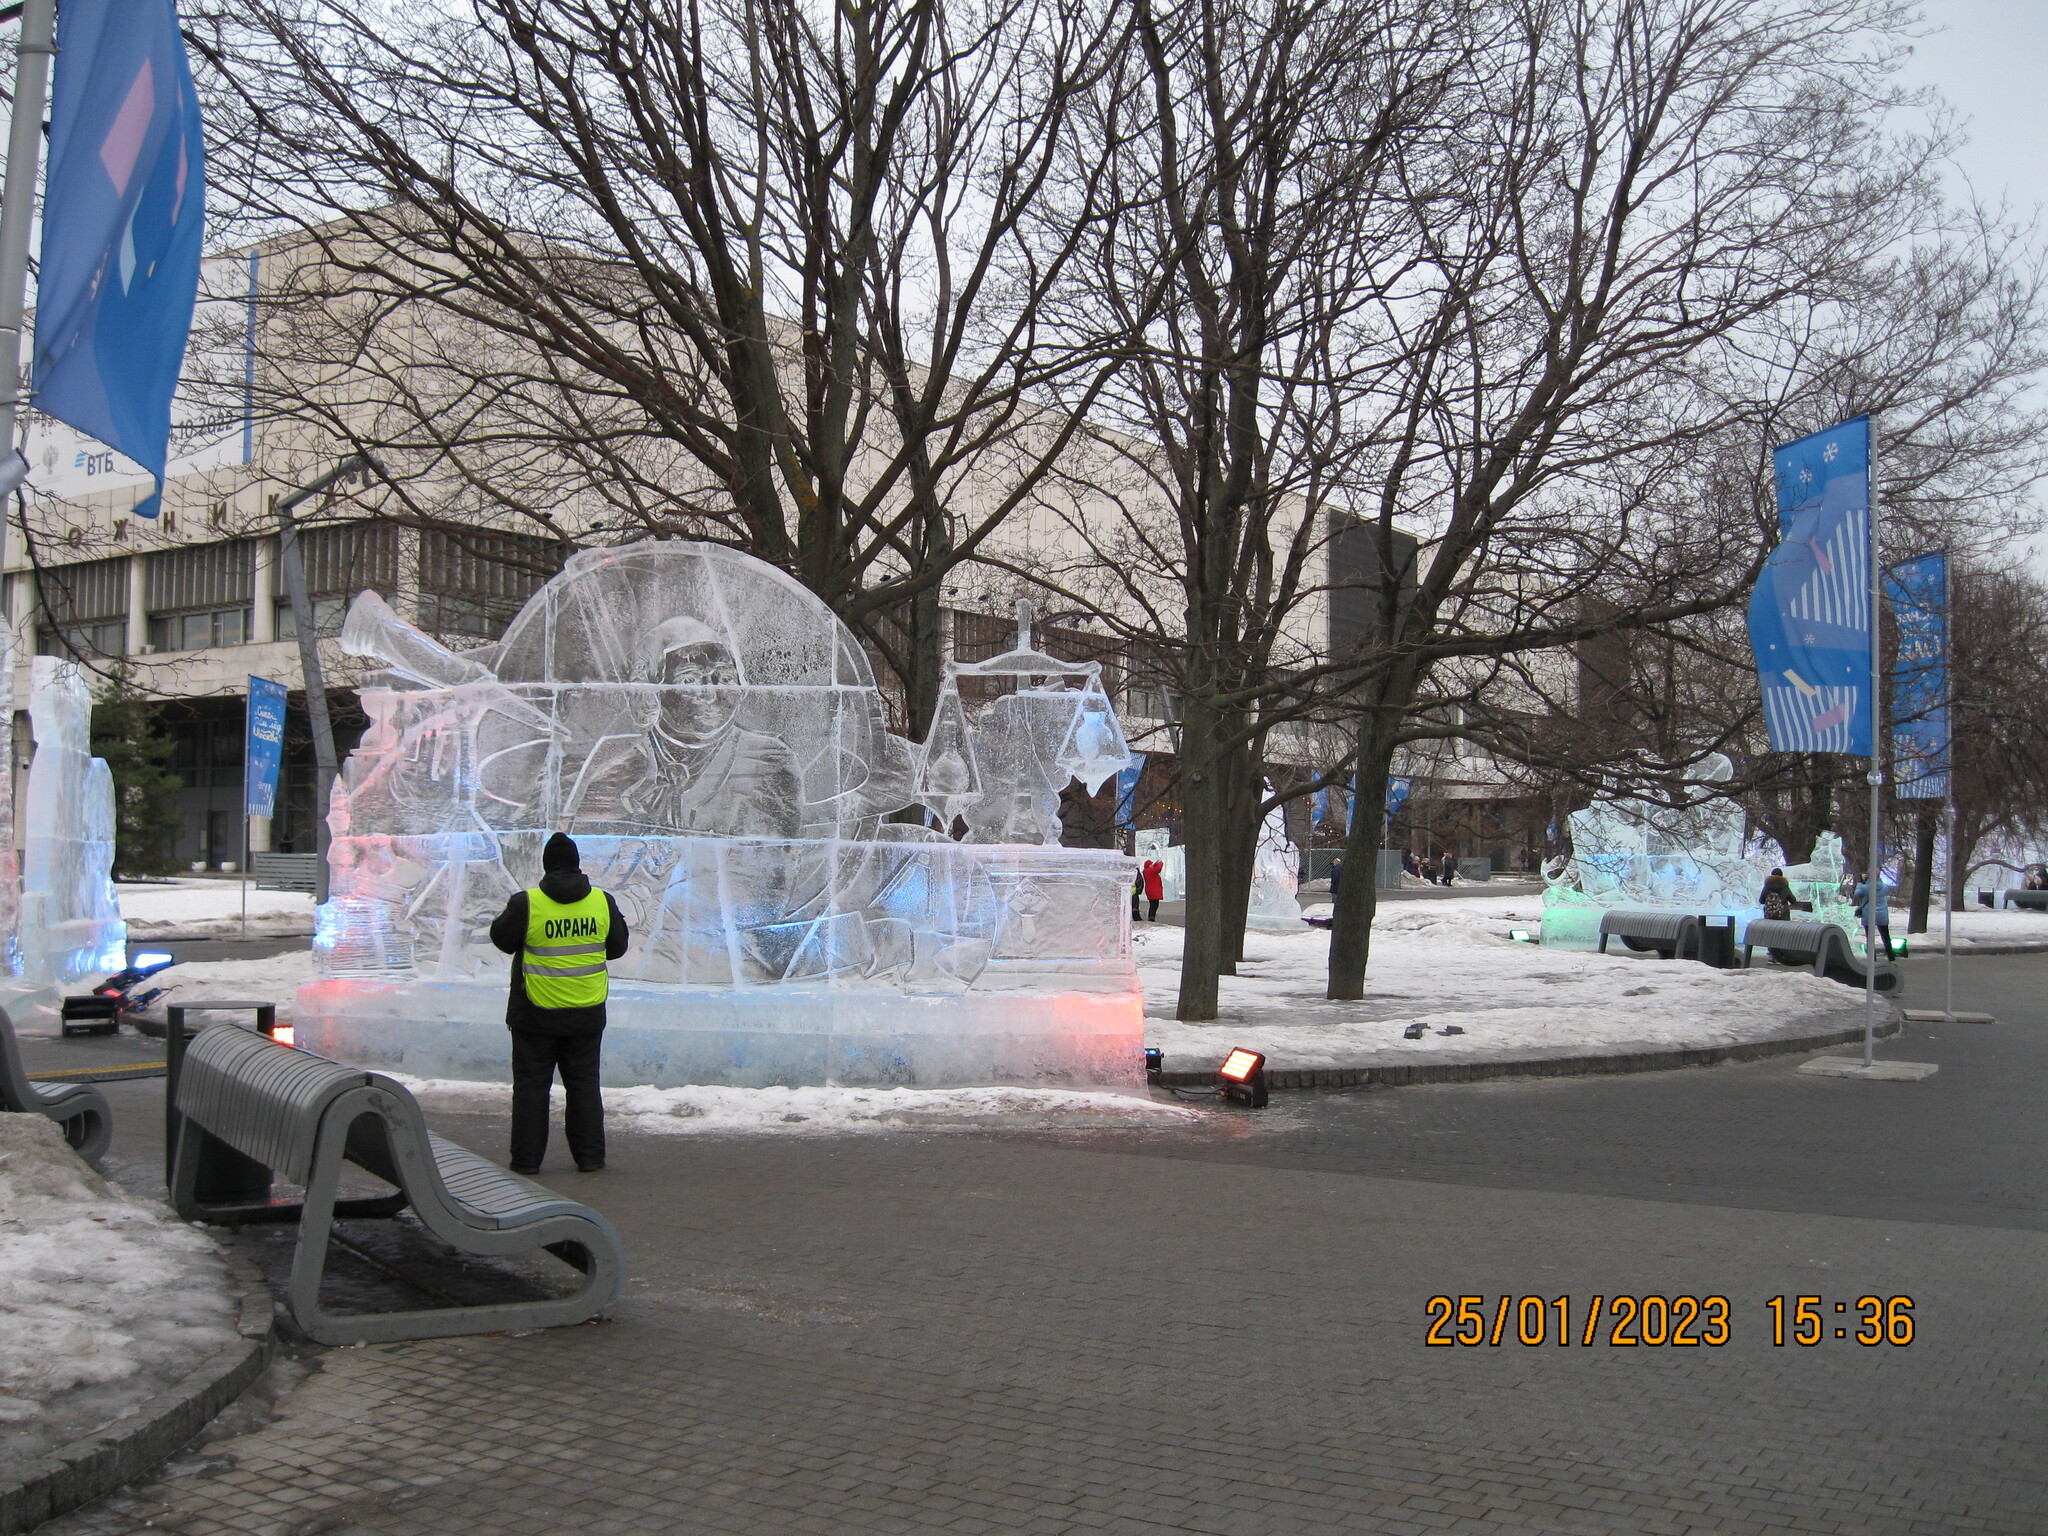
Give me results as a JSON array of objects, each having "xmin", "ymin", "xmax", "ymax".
[
  {"xmin": 2001, "ymin": 889, "xmax": 2048, "ymax": 912},
  {"xmin": 0, "ymin": 1005, "xmax": 111, "ymax": 1168},
  {"xmin": 1597, "ymin": 910, "xmax": 1702, "ymax": 960},
  {"xmin": 172, "ymin": 1024, "xmax": 624, "ymax": 1345},
  {"xmin": 1742, "ymin": 918, "xmax": 1899, "ymax": 993}
]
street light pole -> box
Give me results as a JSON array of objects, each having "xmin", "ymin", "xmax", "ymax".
[{"xmin": 275, "ymin": 454, "xmax": 371, "ymax": 904}]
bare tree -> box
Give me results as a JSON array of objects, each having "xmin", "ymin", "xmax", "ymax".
[
  {"xmin": 1009, "ymin": 0, "xmax": 1462, "ymax": 1019},
  {"xmin": 1319, "ymin": 0, "xmax": 2039, "ymax": 999},
  {"xmin": 194, "ymin": 0, "xmax": 1135, "ymax": 733}
]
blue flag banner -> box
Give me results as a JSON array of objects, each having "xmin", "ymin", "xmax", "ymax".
[
  {"xmin": 34, "ymin": 0, "xmax": 207, "ymax": 521},
  {"xmin": 1385, "ymin": 776, "xmax": 1411, "ymax": 821},
  {"xmin": 245, "ymin": 676, "xmax": 288, "ymax": 818},
  {"xmin": 1114, "ymin": 754, "xmax": 1146, "ymax": 830},
  {"xmin": 1310, "ymin": 787, "xmax": 1327, "ymax": 826},
  {"xmin": 1885, "ymin": 551, "xmax": 1949, "ymax": 800},
  {"xmin": 1749, "ymin": 417, "xmax": 1874, "ymax": 756}
]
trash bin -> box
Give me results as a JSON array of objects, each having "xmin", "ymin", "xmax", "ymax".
[{"xmin": 1698, "ymin": 916, "xmax": 1737, "ymax": 969}]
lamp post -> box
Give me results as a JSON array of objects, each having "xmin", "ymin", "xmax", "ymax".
[{"xmin": 275, "ymin": 454, "xmax": 373, "ymax": 903}]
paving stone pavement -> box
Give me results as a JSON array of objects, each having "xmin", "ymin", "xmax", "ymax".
[{"xmin": 29, "ymin": 953, "xmax": 2048, "ymax": 1535}]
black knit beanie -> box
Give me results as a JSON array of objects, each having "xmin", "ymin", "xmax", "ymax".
[{"xmin": 542, "ymin": 832, "xmax": 580, "ymax": 872}]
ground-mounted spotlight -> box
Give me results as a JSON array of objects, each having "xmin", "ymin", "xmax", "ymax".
[
  {"xmin": 1887, "ymin": 936, "xmax": 1908, "ymax": 959},
  {"xmin": 266, "ymin": 1022, "xmax": 297, "ymax": 1047},
  {"xmin": 1508, "ymin": 928, "xmax": 1535, "ymax": 943},
  {"xmin": 131, "ymin": 951, "xmax": 175, "ymax": 968},
  {"xmin": 1217, "ymin": 1047, "xmax": 1268, "ymax": 1108},
  {"xmin": 1144, "ymin": 1046, "xmax": 1164, "ymax": 1085}
]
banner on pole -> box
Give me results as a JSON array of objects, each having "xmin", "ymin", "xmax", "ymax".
[
  {"xmin": 1114, "ymin": 754, "xmax": 1146, "ymax": 830},
  {"xmin": 1748, "ymin": 416, "xmax": 1874, "ymax": 756},
  {"xmin": 1385, "ymin": 776, "xmax": 1411, "ymax": 821},
  {"xmin": 34, "ymin": 0, "xmax": 207, "ymax": 521},
  {"xmin": 1885, "ymin": 551, "xmax": 1949, "ymax": 800},
  {"xmin": 244, "ymin": 676, "xmax": 287, "ymax": 818}
]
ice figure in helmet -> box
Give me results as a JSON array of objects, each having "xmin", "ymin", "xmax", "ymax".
[{"xmin": 322, "ymin": 543, "xmax": 1136, "ymax": 1001}]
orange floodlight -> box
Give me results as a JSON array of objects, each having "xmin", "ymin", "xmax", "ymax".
[{"xmin": 1217, "ymin": 1047, "xmax": 1268, "ymax": 1108}]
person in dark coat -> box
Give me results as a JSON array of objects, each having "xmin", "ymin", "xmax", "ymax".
[
  {"xmin": 1760, "ymin": 868, "xmax": 1795, "ymax": 922},
  {"xmin": 490, "ymin": 833, "xmax": 630, "ymax": 1174},
  {"xmin": 1439, "ymin": 850, "xmax": 1456, "ymax": 886}
]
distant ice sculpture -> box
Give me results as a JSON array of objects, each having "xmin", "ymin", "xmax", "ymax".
[
  {"xmin": 297, "ymin": 544, "xmax": 1143, "ymax": 1088},
  {"xmin": 17, "ymin": 658, "xmax": 125, "ymax": 986},
  {"xmin": 1245, "ymin": 794, "xmax": 1302, "ymax": 932},
  {"xmin": 1540, "ymin": 754, "xmax": 1855, "ymax": 949}
]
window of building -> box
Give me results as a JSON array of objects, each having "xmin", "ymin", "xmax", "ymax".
[
  {"xmin": 417, "ymin": 527, "xmax": 562, "ymax": 641},
  {"xmin": 36, "ymin": 556, "xmax": 128, "ymax": 659},
  {"xmin": 145, "ymin": 540, "xmax": 253, "ymax": 651},
  {"xmin": 149, "ymin": 607, "xmax": 249, "ymax": 652}
]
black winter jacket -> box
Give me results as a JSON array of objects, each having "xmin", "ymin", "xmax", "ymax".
[{"xmin": 489, "ymin": 870, "xmax": 631, "ymax": 1036}]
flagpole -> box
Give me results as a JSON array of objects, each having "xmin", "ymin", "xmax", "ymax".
[
  {"xmin": 1942, "ymin": 550, "xmax": 1955, "ymax": 1024},
  {"xmin": 1864, "ymin": 437, "xmax": 1882, "ymax": 1069}
]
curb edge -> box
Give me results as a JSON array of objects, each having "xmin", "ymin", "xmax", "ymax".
[{"xmin": 0, "ymin": 1249, "xmax": 277, "ymax": 1534}]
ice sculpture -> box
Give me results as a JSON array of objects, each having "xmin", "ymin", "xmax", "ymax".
[
  {"xmin": 17, "ymin": 658, "xmax": 126, "ymax": 986},
  {"xmin": 1539, "ymin": 754, "xmax": 1856, "ymax": 949},
  {"xmin": 1245, "ymin": 793, "xmax": 1302, "ymax": 932},
  {"xmin": 297, "ymin": 544, "xmax": 1142, "ymax": 1088}
]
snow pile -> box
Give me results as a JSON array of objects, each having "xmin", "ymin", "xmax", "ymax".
[
  {"xmin": 0, "ymin": 1114, "xmax": 236, "ymax": 1433},
  {"xmin": 138, "ymin": 949, "xmax": 317, "ymax": 1022},
  {"xmin": 1136, "ymin": 911, "xmax": 1863, "ymax": 1072},
  {"xmin": 118, "ymin": 878, "xmax": 314, "ymax": 938},
  {"xmin": 390, "ymin": 1075, "xmax": 1195, "ymax": 1134}
]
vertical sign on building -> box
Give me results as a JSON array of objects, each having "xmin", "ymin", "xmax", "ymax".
[
  {"xmin": 1114, "ymin": 753, "xmax": 1147, "ymax": 831},
  {"xmin": 244, "ymin": 675, "xmax": 287, "ymax": 818}
]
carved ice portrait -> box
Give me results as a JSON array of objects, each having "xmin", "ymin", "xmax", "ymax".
[{"xmin": 300, "ymin": 542, "xmax": 1143, "ymax": 1088}]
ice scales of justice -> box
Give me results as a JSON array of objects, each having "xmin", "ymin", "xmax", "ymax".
[{"xmin": 294, "ymin": 543, "xmax": 1145, "ymax": 1088}]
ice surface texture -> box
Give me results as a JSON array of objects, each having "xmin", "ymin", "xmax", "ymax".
[
  {"xmin": 1540, "ymin": 753, "xmax": 1857, "ymax": 949},
  {"xmin": 308, "ymin": 543, "xmax": 1141, "ymax": 1087},
  {"xmin": 19, "ymin": 657, "xmax": 126, "ymax": 984}
]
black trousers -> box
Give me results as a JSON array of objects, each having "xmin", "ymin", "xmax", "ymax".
[
  {"xmin": 509, "ymin": 1029, "xmax": 606, "ymax": 1169},
  {"xmin": 1146, "ymin": 897, "xmax": 1160, "ymax": 921}
]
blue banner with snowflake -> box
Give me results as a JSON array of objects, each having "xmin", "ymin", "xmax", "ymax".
[{"xmin": 1749, "ymin": 417, "xmax": 1874, "ymax": 756}]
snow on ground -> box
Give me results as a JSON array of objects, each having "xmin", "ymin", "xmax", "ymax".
[
  {"xmin": 0, "ymin": 1115, "xmax": 237, "ymax": 1470},
  {"xmin": 118, "ymin": 878, "xmax": 314, "ymax": 938},
  {"xmin": 138, "ymin": 949, "xmax": 318, "ymax": 1022},
  {"xmin": 1907, "ymin": 906, "xmax": 2048, "ymax": 946},
  {"xmin": 389, "ymin": 1076, "xmax": 1195, "ymax": 1134},
  {"xmin": 1138, "ymin": 906, "xmax": 1865, "ymax": 1073}
]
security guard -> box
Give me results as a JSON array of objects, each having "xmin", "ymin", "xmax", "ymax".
[{"xmin": 490, "ymin": 832, "xmax": 629, "ymax": 1174}]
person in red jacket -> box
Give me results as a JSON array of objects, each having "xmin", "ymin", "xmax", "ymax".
[{"xmin": 1141, "ymin": 858, "xmax": 1165, "ymax": 922}]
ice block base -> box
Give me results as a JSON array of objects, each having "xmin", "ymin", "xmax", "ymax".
[{"xmin": 295, "ymin": 977, "xmax": 1146, "ymax": 1089}]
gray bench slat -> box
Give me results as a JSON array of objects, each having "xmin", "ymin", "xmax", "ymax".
[
  {"xmin": 177, "ymin": 1026, "xmax": 367, "ymax": 1185},
  {"xmin": 425, "ymin": 1132, "xmax": 582, "ymax": 1229},
  {"xmin": 1599, "ymin": 911, "xmax": 1697, "ymax": 940},
  {"xmin": 1742, "ymin": 918, "xmax": 1838, "ymax": 957}
]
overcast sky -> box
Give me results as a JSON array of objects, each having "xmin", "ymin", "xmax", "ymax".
[{"xmin": 1899, "ymin": 2, "xmax": 2048, "ymax": 577}]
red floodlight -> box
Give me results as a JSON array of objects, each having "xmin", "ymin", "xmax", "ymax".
[{"xmin": 1217, "ymin": 1047, "xmax": 1268, "ymax": 1108}]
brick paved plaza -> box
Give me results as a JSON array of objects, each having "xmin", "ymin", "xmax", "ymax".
[{"xmin": 32, "ymin": 952, "xmax": 2048, "ymax": 1535}]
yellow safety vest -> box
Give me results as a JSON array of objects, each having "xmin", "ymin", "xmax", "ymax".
[{"xmin": 521, "ymin": 887, "xmax": 611, "ymax": 1010}]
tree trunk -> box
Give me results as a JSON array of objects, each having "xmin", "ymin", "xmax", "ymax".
[
  {"xmin": 1327, "ymin": 715, "xmax": 1397, "ymax": 1000},
  {"xmin": 1218, "ymin": 761, "xmax": 1262, "ymax": 970},
  {"xmin": 1175, "ymin": 694, "xmax": 1230, "ymax": 1020},
  {"xmin": 1907, "ymin": 801, "xmax": 1937, "ymax": 933}
]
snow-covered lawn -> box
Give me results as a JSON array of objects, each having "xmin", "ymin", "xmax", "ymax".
[
  {"xmin": 117, "ymin": 878, "xmax": 313, "ymax": 938},
  {"xmin": 1139, "ymin": 904, "xmax": 1865, "ymax": 1073},
  {"xmin": 0, "ymin": 1115, "xmax": 237, "ymax": 1471}
]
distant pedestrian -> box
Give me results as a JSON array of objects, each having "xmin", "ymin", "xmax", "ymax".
[
  {"xmin": 1854, "ymin": 873, "xmax": 1894, "ymax": 958},
  {"xmin": 1439, "ymin": 851, "xmax": 1456, "ymax": 886},
  {"xmin": 1329, "ymin": 857, "xmax": 1343, "ymax": 895},
  {"xmin": 1131, "ymin": 867, "xmax": 1145, "ymax": 921},
  {"xmin": 1760, "ymin": 868, "xmax": 1795, "ymax": 922},
  {"xmin": 1142, "ymin": 858, "xmax": 1164, "ymax": 921},
  {"xmin": 490, "ymin": 833, "xmax": 629, "ymax": 1175}
]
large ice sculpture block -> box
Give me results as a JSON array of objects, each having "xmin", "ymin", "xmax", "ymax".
[
  {"xmin": 19, "ymin": 658, "xmax": 125, "ymax": 984},
  {"xmin": 298, "ymin": 543, "xmax": 1143, "ymax": 1088}
]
